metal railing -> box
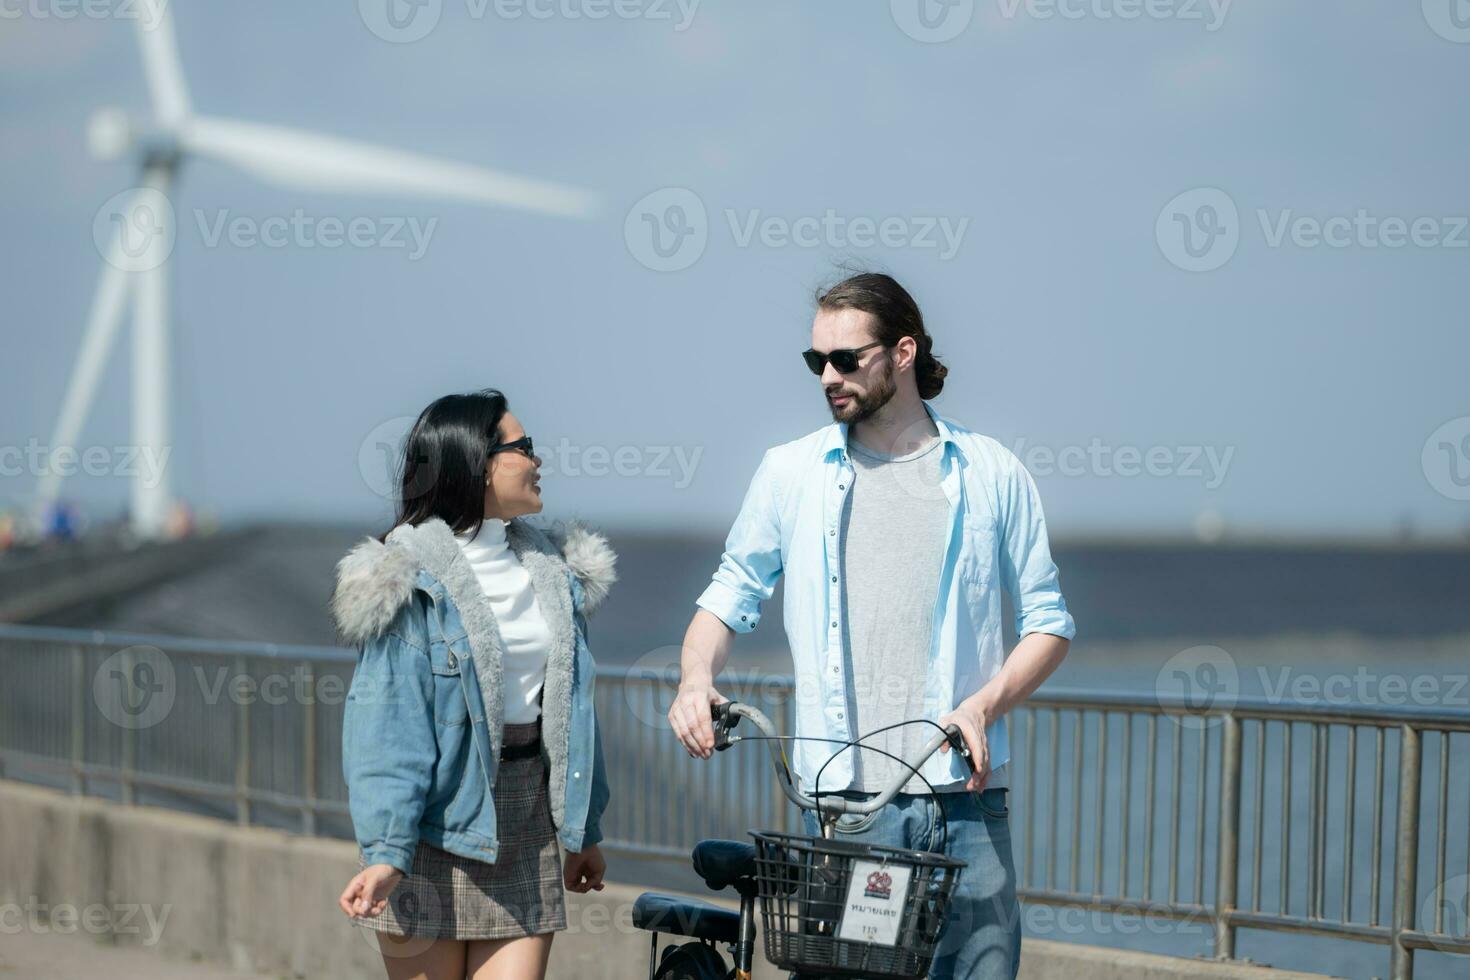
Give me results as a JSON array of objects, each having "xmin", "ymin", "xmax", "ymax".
[
  {"xmin": 0, "ymin": 623, "xmax": 356, "ymax": 835},
  {"xmin": 1014, "ymin": 691, "xmax": 1470, "ymax": 980},
  {"xmin": 1, "ymin": 622, "xmax": 1467, "ymax": 979},
  {"xmin": 0, "ymin": 624, "xmax": 804, "ymax": 847}
]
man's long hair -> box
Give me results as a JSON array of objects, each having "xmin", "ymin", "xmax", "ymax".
[{"xmin": 816, "ymin": 272, "xmax": 948, "ymax": 399}]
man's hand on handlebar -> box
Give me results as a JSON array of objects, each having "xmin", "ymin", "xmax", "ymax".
[
  {"xmin": 938, "ymin": 701, "xmax": 992, "ymax": 792},
  {"xmin": 669, "ymin": 678, "xmax": 729, "ymax": 760}
]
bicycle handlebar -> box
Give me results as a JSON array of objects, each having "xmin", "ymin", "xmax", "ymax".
[{"xmin": 710, "ymin": 701, "xmax": 977, "ymax": 818}]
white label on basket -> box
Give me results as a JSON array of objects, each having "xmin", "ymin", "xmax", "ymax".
[{"xmin": 835, "ymin": 859, "xmax": 912, "ymax": 947}]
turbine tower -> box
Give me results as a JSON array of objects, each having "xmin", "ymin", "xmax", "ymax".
[{"xmin": 37, "ymin": 0, "xmax": 599, "ymax": 539}]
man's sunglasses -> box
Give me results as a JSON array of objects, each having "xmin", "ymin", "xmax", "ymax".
[
  {"xmin": 802, "ymin": 341, "xmax": 885, "ymax": 376},
  {"xmin": 489, "ymin": 435, "xmax": 535, "ymax": 459}
]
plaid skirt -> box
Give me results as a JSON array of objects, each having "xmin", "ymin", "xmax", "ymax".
[{"xmin": 355, "ymin": 719, "xmax": 567, "ymax": 940}]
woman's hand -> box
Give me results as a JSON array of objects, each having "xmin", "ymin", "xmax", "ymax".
[
  {"xmin": 339, "ymin": 863, "xmax": 404, "ymax": 919},
  {"xmin": 563, "ymin": 844, "xmax": 607, "ymax": 893}
]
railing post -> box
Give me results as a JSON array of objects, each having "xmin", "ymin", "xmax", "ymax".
[
  {"xmin": 301, "ymin": 661, "xmax": 317, "ymax": 836},
  {"xmin": 120, "ymin": 645, "xmax": 135, "ymax": 805},
  {"xmin": 1215, "ymin": 713, "xmax": 1242, "ymax": 960},
  {"xmin": 234, "ymin": 654, "xmax": 251, "ymax": 827},
  {"xmin": 1390, "ymin": 723, "xmax": 1422, "ymax": 980},
  {"xmin": 70, "ymin": 647, "xmax": 85, "ymax": 795}
]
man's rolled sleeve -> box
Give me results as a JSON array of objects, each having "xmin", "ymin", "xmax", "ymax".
[
  {"xmin": 695, "ymin": 449, "xmax": 784, "ymax": 634},
  {"xmin": 997, "ymin": 453, "xmax": 1076, "ymax": 641}
]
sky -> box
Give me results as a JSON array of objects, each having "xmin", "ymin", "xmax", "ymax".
[{"xmin": 2, "ymin": 0, "xmax": 1468, "ymax": 539}]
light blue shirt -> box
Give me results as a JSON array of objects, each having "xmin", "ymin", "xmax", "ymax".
[{"xmin": 696, "ymin": 401, "xmax": 1076, "ymax": 793}]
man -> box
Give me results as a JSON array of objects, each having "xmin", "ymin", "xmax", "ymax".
[{"xmin": 668, "ymin": 272, "xmax": 1076, "ymax": 980}]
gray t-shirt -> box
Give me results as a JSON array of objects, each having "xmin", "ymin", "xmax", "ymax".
[{"xmin": 838, "ymin": 434, "xmax": 1008, "ymax": 794}]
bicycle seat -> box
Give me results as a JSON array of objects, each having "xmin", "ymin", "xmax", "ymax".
[
  {"xmin": 692, "ymin": 839, "xmax": 758, "ymax": 897},
  {"xmin": 631, "ymin": 892, "xmax": 740, "ymax": 944}
]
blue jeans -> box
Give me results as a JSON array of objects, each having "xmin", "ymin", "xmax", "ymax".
[{"xmin": 799, "ymin": 787, "xmax": 1020, "ymax": 980}]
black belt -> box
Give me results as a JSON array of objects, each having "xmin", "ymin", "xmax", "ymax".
[{"xmin": 500, "ymin": 737, "xmax": 541, "ymax": 761}]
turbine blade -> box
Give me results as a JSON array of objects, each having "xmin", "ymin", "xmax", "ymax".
[
  {"xmin": 36, "ymin": 251, "xmax": 134, "ymax": 511},
  {"xmin": 181, "ymin": 116, "xmax": 599, "ymax": 219},
  {"xmin": 135, "ymin": 0, "xmax": 191, "ymax": 124}
]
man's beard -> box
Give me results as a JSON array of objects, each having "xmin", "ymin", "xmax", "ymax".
[{"xmin": 826, "ymin": 357, "xmax": 896, "ymax": 424}]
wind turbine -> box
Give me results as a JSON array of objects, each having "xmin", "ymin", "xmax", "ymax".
[{"xmin": 37, "ymin": 0, "xmax": 599, "ymax": 540}]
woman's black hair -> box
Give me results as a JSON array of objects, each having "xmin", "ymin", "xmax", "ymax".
[{"xmin": 380, "ymin": 388, "xmax": 509, "ymax": 543}]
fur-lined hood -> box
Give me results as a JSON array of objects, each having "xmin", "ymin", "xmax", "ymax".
[{"xmin": 331, "ymin": 517, "xmax": 617, "ymax": 647}]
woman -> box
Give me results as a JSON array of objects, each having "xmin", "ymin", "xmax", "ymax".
[{"xmin": 333, "ymin": 389, "xmax": 614, "ymax": 980}]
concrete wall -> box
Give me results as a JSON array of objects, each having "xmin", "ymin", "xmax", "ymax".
[{"xmin": 0, "ymin": 780, "xmax": 1338, "ymax": 980}]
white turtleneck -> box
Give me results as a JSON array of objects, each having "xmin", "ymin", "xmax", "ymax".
[{"xmin": 452, "ymin": 519, "xmax": 551, "ymax": 724}]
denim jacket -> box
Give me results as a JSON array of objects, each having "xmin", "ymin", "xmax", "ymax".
[{"xmin": 332, "ymin": 516, "xmax": 616, "ymax": 874}]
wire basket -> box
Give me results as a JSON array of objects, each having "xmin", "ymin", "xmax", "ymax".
[{"xmin": 750, "ymin": 830, "xmax": 965, "ymax": 979}]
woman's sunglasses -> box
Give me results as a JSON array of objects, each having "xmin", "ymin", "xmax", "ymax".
[
  {"xmin": 489, "ymin": 435, "xmax": 535, "ymax": 459},
  {"xmin": 801, "ymin": 341, "xmax": 885, "ymax": 376}
]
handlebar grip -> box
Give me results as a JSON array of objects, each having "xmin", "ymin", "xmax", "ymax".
[
  {"xmin": 711, "ymin": 700, "xmax": 740, "ymax": 751},
  {"xmin": 943, "ymin": 722, "xmax": 978, "ymax": 773}
]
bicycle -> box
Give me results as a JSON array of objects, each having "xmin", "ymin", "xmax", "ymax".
[{"xmin": 632, "ymin": 701, "xmax": 978, "ymax": 980}]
